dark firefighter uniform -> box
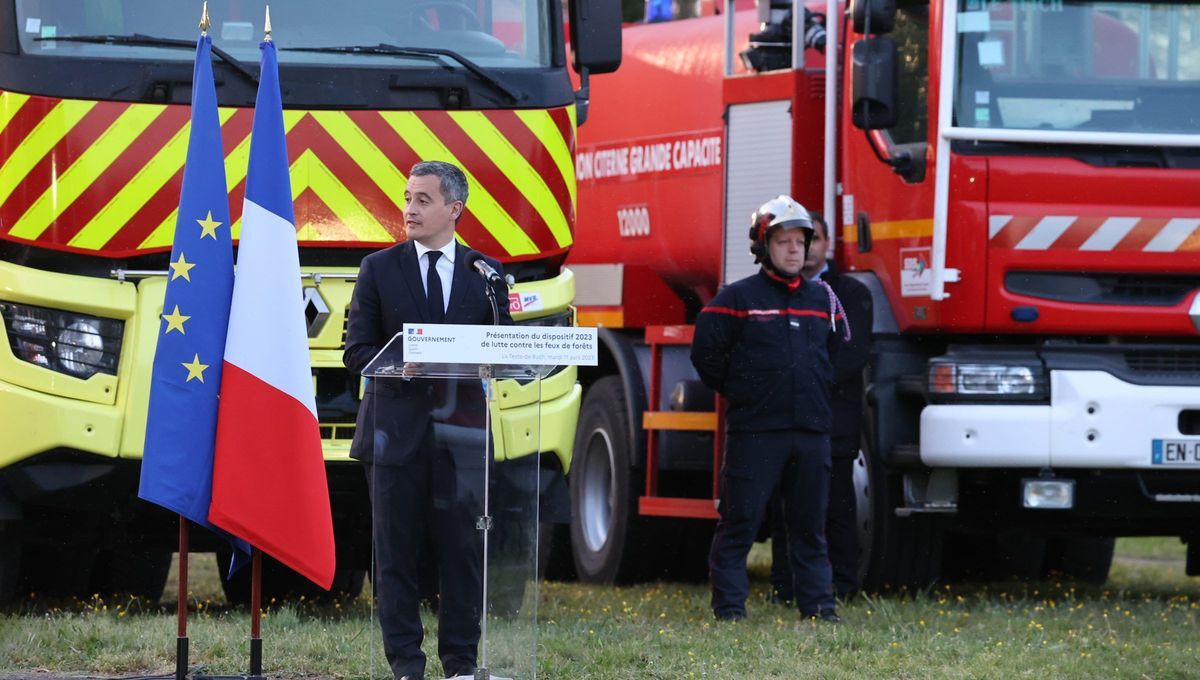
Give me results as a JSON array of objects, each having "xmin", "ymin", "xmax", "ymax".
[{"xmin": 691, "ymin": 267, "xmax": 842, "ymax": 619}]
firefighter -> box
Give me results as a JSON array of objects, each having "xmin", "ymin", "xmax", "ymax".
[
  {"xmin": 691, "ymin": 195, "xmax": 846, "ymax": 623},
  {"xmin": 769, "ymin": 211, "xmax": 873, "ymax": 603}
]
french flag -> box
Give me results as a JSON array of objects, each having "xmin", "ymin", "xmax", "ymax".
[{"xmin": 209, "ymin": 37, "xmax": 335, "ymax": 589}]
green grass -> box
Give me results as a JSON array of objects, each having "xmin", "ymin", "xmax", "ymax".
[{"xmin": 2, "ymin": 539, "xmax": 1198, "ymax": 679}]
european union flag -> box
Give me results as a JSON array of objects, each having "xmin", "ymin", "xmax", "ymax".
[{"xmin": 138, "ymin": 32, "xmax": 249, "ymax": 564}]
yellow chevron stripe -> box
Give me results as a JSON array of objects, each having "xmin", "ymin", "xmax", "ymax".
[
  {"xmin": 140, "ymin": 110, "xmax": 304, "ymax": 249},
  {"xmin": 453, "ymin": 111, "xmax": 571, "ymax": 248},
  {"xmin": 840, "ymin": 218, "xmax": 933, "ymax": 243},
  {"xmin": 379, "ymin": 111, "xmax": 537, "ymax": 256},
  {"xmin": 10, "ymin": 104, "xmax": 164, "ymax": 239},
  {"xmin": 0, "ymin": 99, "xmax": 96, "ymax": 210},
  {"xmin": 69, "ymin": 109, "xmax": 238, "ymax": 250},
  {"xmin": 514, "ymin": 109, "xmax": 576, "ymax": 209},
  {"xmin": 0, "ymin": 92, "xmax": 31, "ymax": 135},
  {"xmin": 293, "ymin": 149, "xmax": 394, "ymax": 242},
  {"xmin": 311, "ymin": 111, "xmax": 407, "ymax": 214}
]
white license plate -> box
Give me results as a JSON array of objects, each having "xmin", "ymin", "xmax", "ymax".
[{"xmin": 1152, "ymin": 439, "xmax": 1200, "ymax": 465}]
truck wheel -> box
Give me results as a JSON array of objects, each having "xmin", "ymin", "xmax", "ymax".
[
  {"xmin": 1042, "ymin": 536, "xmax": 1114, "ymax": 585},
  {"xmin": 540, "ymin": 522, "xmax": 576, "ymax": 581},
  {"xmin": 0, "ymin": 522, "xmax": 20, "ymax": 602},
  {"xmin": 569, "ymin": 376, "xmax": 643, "ymax": 584},
  {"xmin": 858, "ymin": 442, "xmax": 943, "ymax": 593},
  {"xmin": 90, "ymin": 547, "xmax": 172, "ymax": 601},
  {"xmin": 17, "ymin": 541, "xmax": 97, "ymax": 598}
]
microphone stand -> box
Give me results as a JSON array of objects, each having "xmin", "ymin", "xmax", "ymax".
[
  {"xmin": 478, "ymin": 273, "xmax": 502, "ymax": 680},
  {"xmin": 483, "ymin": 276, "xmax": 502, "ymax": 326}
]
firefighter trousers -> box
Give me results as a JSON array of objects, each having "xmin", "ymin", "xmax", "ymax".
[
  {"xmin": 771, "ymin": 454, "xmax": 860, "ymax": 601},
  {"xmin": 709, "ymin": 429, "xmax": 835, "ymax": 618}
]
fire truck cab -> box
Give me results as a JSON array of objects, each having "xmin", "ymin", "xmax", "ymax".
[{"xmin": 565, "ymin": 0, "xmax": 1200, "ymax": 588}]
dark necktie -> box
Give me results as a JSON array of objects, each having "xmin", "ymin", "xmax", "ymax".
[{"xmin": 426, "ymin": 250, "xmax": 445, "ymax": 323}]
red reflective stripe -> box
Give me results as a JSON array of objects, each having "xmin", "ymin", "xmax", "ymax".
[
  {"xmin": 1114, "ymin": 218, "xmax": 1169, "ymax": 251},
  {"xmin": 701, "ymin": 306, "xmax": 749, "ymax": 317},
  {"xmin": 103, "ymin": 108, "xmax": 255, "ymax": 254},
  {"xmin": 350, "ymin": 110, "xmax": 509, "ymax": 257},
  {"xmin": 489, "ymin": 110, "xmax": 574, "ymax": 223},
  {"xmin": 701, "ymin": 306, "xmax": 830, "ymax": 319},
  {"xmin": 548, "ymin": 107, "xmax": 575, "ymax": 154},
  {"xmin": 423, "ymin": 111, "xmax": 560, "ymax": 252},
  {"xmin": 1, "ymin": 103, "xmax": 126, "ymax": 224},
  {"xmin": 291, "ymin": 115, "xmax": 405, "ymax": 241},
  {"xmin": 45, "ymin": 107, "xmax": 189, "ymax": 245},
  {"xmin": 1048, "ymin": 216, "xmax": 1105, "ymax": 251},
  {"xmin": 990, "ymin": 215, "xmax": 1042, "ymax": 248}
]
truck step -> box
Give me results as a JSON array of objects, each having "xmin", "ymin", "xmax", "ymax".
[
  {"xmin": 642, "ymin": 411, "xmax": 718, "ymax": 431},
  {"xmin": 639, "ymin": 496, "xmax": 720, "ymax": 519}
]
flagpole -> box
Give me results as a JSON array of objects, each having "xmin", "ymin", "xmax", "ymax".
[
  {"xmin": 176, "ymin": 516, "xmax": 189, "ymax": 680},
  {"xmin": 178, "ymin": 8, "xmax": 205, "ymax": 677},
  {"xmin": 249, "ymin": 549, "xmax": 263, "ymax": 678}
]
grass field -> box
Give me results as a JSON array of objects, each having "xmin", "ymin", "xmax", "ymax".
[{"xmin": 1, "ymin": 537, "xmax": 1197, "ymax": 679}]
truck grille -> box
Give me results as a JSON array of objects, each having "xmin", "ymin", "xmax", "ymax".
[
  {"xmin": 320, "ymin": 417, "xmax": 357, "ymax": 442},
  {"xmin": 315, "ymin": 366, "xmax": 359, "ymax": 442},
  {"xmin": 1006, "ymin": 271, "xmax": 1200, "ymax": 307},
  {"xmin": 1124, "ymin": 349, "xmax": 1200, "ymax": 378}
]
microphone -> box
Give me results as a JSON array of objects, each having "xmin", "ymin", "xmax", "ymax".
[{"xmin": 463, "ymin": 249, "xmax": 503, "ymax": 285}]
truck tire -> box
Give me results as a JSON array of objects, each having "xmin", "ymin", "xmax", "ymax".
[
  {"xmin": 540, "ymin": 522, "xmax": 576, "ymax": 581},
  {"xmin": 569, "ymin": 376, "xmax": 645, "ymax": 583},
  {"xmin": 1042, "ymin": 536, "xmax": 1114, "ymax": 585},
  {"xmin": 17, "ymin": 541, "xmax": 97, "ymax": 598},
  {"xmin": 858, "ymin": 442, "xmax": 943, "ymax": 593},
  {"xmin": 0, "ymin": 522, "xmax": 20, "ymax": 602},
  {"xmin": 90, "ymin": 547, "xmax": 172, "ymax": 601}
]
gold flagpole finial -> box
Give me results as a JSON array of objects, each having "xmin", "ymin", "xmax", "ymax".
[
  {"xmin": 199, "ymin": 1, "xmax": 211, "ymax": 34},
  {"xmin": 264, "ymin": 5, "xmax": 273, "ymax": 41}
]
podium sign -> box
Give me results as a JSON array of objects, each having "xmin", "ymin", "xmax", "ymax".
[
  {"xmin": 401, "ymin": 323, "xmax": 599, "ymax": 366},
  {"xmin": 363, "ymin": 326, "xmax": 591, "ymax": 679}
]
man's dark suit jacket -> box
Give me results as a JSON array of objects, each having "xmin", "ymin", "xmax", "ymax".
[
  {"xmin": 343, "ymin": 239, "xmax": 512, "ymax": 466},
  {"xmin": 820, "ymin": 262, "xmax": 873, "ymax": 458}
]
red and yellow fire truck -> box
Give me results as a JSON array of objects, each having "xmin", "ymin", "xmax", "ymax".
[
  {"xmin": 564, "ymin": 0, "xmax": 1200, "ymax": 588},
  {"xmin": 0, "ymin": 0, "xmax": 620, "ymax": 601}
]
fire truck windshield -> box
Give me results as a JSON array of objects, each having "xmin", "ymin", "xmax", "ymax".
[
  {"xmin": 15, "ymin": 0, "xmax": 553, "ymax": 69},
  {"xmin": 954, "ymin": 0, "xmax": 1200, "ymax": 135}
]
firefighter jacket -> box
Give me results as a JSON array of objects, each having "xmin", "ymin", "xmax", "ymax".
[
  {"xmin": 819, "ymin": 263, "xmax": 873, "ymax": 457},
  {"xmin": 691, "ymin": 268, "xmax": 842, "ymax": 434}
]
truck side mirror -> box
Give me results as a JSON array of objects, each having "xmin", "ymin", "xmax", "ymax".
[
  {"xmin": 852, "ymin": 0, "xmax": 896, "ymax": 34},
  {"xmin": 568, "ymin": 0, "xmax": 623, "ymax": 75},
  {"xmin": 851, "ymin": 37, "xmax": 899, "ymax": 130}
]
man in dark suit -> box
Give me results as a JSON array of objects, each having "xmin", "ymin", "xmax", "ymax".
[
  {"xmin": 344, "ymin": 161, "xmax": 512, "ymax": 680},
  {"xmin": 769, "ymin": 212, "xmax": 873, "ymax": 602}
]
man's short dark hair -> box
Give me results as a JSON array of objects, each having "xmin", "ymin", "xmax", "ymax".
[
  {"xmin": 808, "ymin": 211, "xmax": 829, "ymax": 239},
  {"xmin": 410, "ymin": 161, "xmax": 469, "ymax": 207}
]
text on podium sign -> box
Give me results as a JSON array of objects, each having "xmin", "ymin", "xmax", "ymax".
[{"xmin": 402, "ymin": 324, "xmax": 599, "ymax": 366}]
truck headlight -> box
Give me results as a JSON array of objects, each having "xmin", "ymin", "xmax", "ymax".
[
  {"xmin": 0, "ymin": 301, "xmax": 123, "ymax": 379},
  {"xmin": 928, "ymin": 360, "xmax": 1047, "ymax": 401},
  {"xmin": 1022, "ymin": 478, "xmax": 1074, "ymax": 509}
]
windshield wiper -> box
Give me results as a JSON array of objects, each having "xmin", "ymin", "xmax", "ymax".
[
  {"xmin": 33, "ymin": 33, "xmax": 258, "ymax": 85},
  {"xmin": 283, "ymin": 43, "xmax": 520, "ymax": 103}
]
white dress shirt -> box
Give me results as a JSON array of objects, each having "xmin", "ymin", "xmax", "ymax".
[{"xmin": 414, "ymin": 239, "xmax": 456, "ymax": 313}]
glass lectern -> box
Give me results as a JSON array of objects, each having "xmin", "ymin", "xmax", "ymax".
[{"xmin": 363, "ymin": 333, "xmax": 549, "ymax": 680}]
